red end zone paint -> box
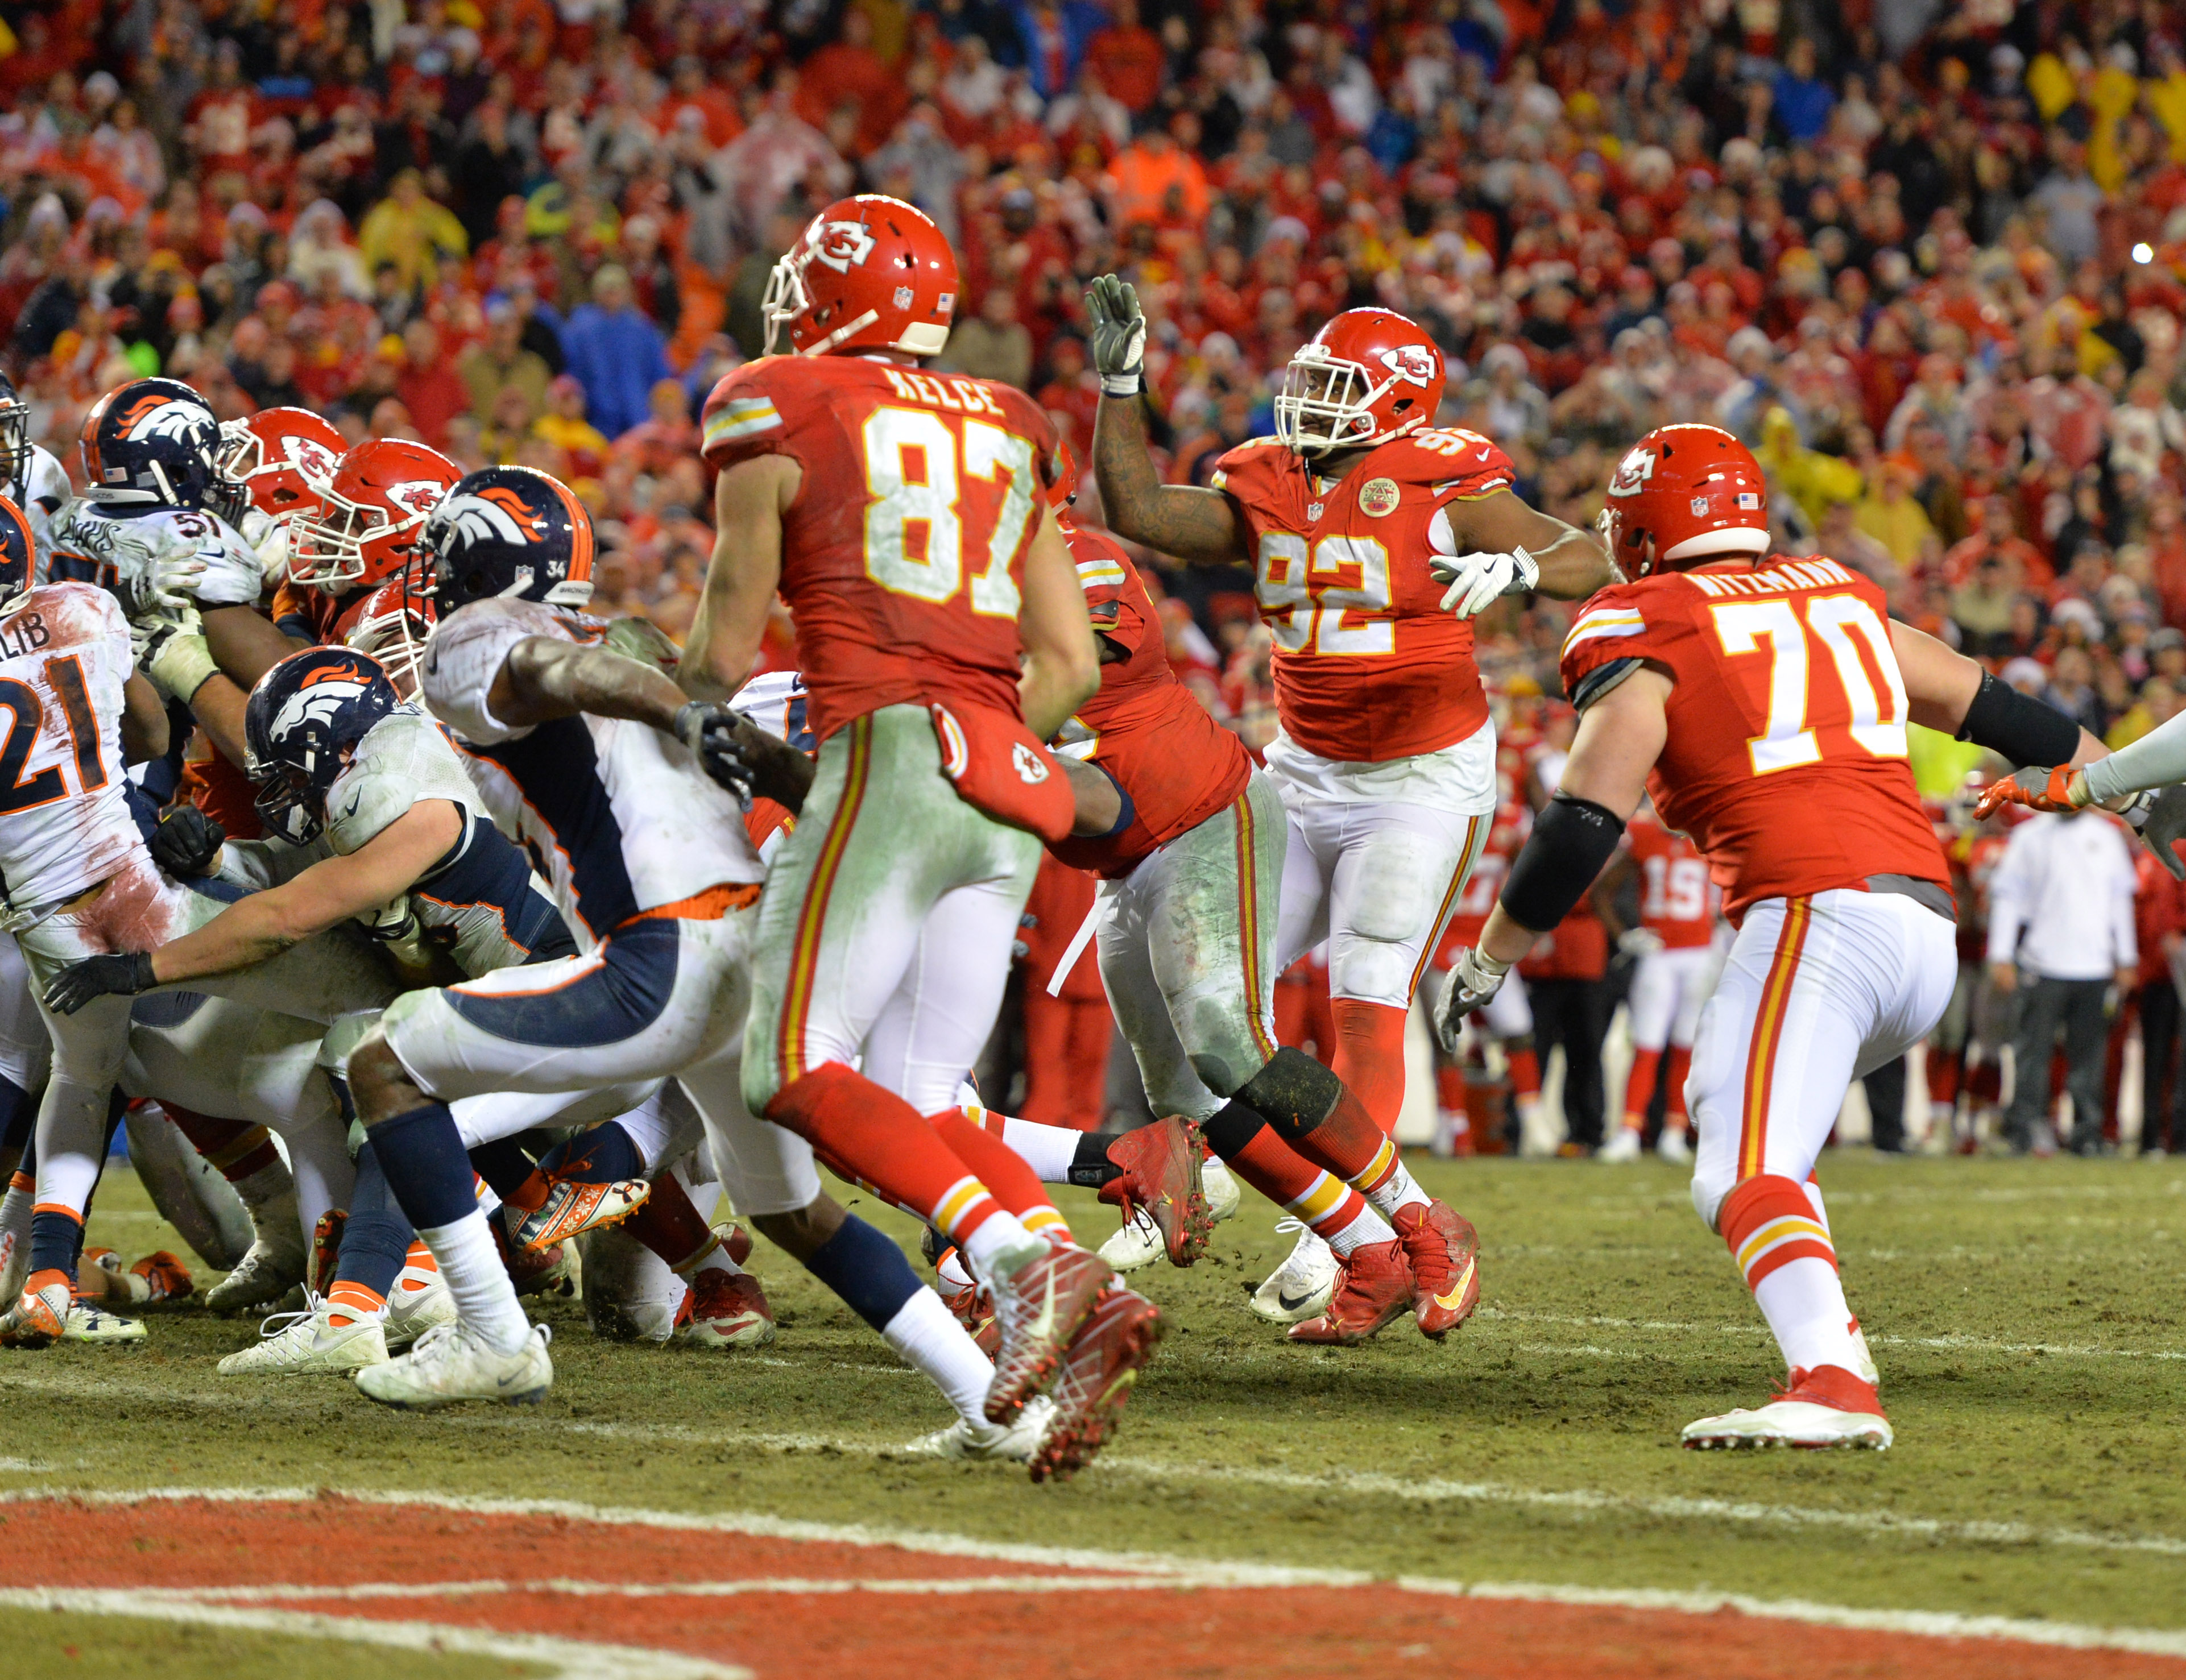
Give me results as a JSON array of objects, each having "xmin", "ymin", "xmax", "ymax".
[{"xmin": 7, "ymin": 1495, "xmax": 2185, "ymax": 1680}]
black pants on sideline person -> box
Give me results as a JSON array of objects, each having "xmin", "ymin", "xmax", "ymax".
[
  {"xmin": 1530, "ymin": 977, "xmax": 1609, "ymax": 1151},
  {"xmin": 2007, "ymin": 976, "xmax": 2111, "ymax": 1154}
]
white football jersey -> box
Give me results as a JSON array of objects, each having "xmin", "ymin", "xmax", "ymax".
[
  {"xmin": 0, "ymin": 583, "xmax": 146, "ymax": 926},
  {"xmin": 729, "ymin": 669, "xmax": 812, "ymax": 749},
  {"xmin": 13, "ymin": 443, "xmax": 70, "ymax": 573},
  {"xmin": 45, "ymin": 500, "xmax": 259, "ymax": 617},
  {"xmin": 420, "ymin": 598, "xmax": 761, "ymax": 947}
]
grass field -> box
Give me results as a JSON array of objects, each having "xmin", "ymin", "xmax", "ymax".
[{"xmin": 7, "ymin": 1149, "xmax": 2186, "ymax": 1678}]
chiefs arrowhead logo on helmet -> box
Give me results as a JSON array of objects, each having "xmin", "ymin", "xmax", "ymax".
[
  {"xmin": 283, "ymin": 437, "xmax": 337, "ymax": 480},
  {"xmin": 1606, "ymin": 446, "xmax": 1658, "ymax": 497},
  {"xmin": 1378, "ymin": 345, "xmax": 1439, "ymax": 387},
  {"xmin": 812, "ymin": 221, "xmax": 877, "ymax": 273},
  {"xmin": 1596, "ymin": 424, "xmax": 1770, "ymax": 578}
]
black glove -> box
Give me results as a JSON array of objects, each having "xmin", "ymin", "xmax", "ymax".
[
  {"xmin": 673, "ymin": 700, "xmax": 760, "ymax": 804},
  {"xmin": 44, "ymin": 952, "xmax": 158, "ymax": 1016},
  {"xmin": 150, "ymin": 804, "xmax": 226, "ymax": 878}
]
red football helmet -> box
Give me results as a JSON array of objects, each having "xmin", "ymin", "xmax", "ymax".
[
  {"xmin": 337, "ymin": 572, "xmax": 437, "ymax": 700},
  {"xmin": 1047, "ymin": 437, "xmax": 1079, "ymax": 512},
  {"xmin": 762, "ymin": 194, "xmax": 958, "ymax": 359},
  {"xmin": 1273, "ymin": 309, "xmax": 1446, "ymax": 457},
  {"xmin": 291, "ymin": 438, "xmax": 461, "ymax": 595},
  {"xmin": 214, "ymin": 406, "xmax": 345, "ymax": 528},
  {"xmin": 1598, "ymin": 423, "xmax": 1770, "ymax": 577}
]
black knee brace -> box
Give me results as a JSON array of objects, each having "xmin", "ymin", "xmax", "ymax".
[{"xmin": 1235, "ymin": 1047, "xmax": 1343, "ymax": 1143}]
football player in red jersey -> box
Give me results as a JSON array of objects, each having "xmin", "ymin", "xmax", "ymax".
[
  {"xmin": 1439, "ymin": 424, "xmax": 2112, "ymax": 1450},
  {"xmin": 1591, "ymin": 802, "xmax": 1722, "ymax": 1163},
  {"xmin": 683, "ymin": 196, "xmax": 1150, "ymax": 1480},
  {"xmin": 1045, "ymin": 450, "xmax": 1478, "ymax": 1342},
  {"xmin": 1087, "ymin": 280, "xmax": 1610, "ymax": 1305}
]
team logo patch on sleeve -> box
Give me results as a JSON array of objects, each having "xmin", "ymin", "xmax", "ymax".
[{"xmin": 1357, "ymin": 477, "xmax": 1400, "ymax": 517}]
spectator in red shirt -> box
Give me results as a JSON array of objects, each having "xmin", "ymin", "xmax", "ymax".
[
  {"xmin": 793, "ymin": 9, "xmax": 906, "ymax": 156},
  {"xmin": 1085, "ymin": 0, "xmax": 1165, "ymax": 114},
  {"xmin": 394, "ymin": 319, "xmax": 472, "ymax": 450}
]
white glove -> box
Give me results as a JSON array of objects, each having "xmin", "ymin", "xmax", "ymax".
[
  {"xmin": 1433, "ymin": 945, "xmax": 1512, "ymax": 1053},
  {"xmin": 1431, "ymin": 546, "xmax": 1539, "ymax": 618},
  {"xmin": 1617, "ymin": 927, "xmax": 1665, "ymax": 957},
  {"xmin": 250, "ymin": 512, "xmax": 292, "ymax": 591},
  {"xmin": 138, "ymin": 605, "xmax": 219, "ymax": 704}
]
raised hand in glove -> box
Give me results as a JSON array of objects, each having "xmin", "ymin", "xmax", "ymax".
[
  {"xmin": 1429, "ymin": 547, "xmax": 1539, "ymax": 619},
  {"xmin": 150, "ymin": 804, "xmax": 226, "ymax": 877},
  {"xmin": 1972, "ymin": 766, "xmax": 2079, "ymax": 820},
  {"xmin": 44, "ymin": 952, "xmax": 157, "ymax": 1016},
  {"xmin": 1084, "ymin": 274, "xmax": 1148, "ymax": 397},
  {"xmin": 1432, "ymin": 945, "xmax": 1513, "ymax": 1054}
]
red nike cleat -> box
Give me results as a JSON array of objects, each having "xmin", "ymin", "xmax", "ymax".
[
  {"xmin": 1393, "ymin": 1198, "xmax": 1480, "ymax": 1339},
  {"xmin": 984, "ymin": 1242, "xmax": 1112, "ymax": 1424},
  {"xmin": 310, "ymin": 1209, "xmax": 347, "ymax": 1299},
  {"xmin": 680, "ymin": 1268, "xmax": 776, "ymax": 1349},
  {"xmin": 1683, "ymin": 1364, "xmax": 1893, "ymax": 1450},
  {"xmin": 1286, "ymin": 1239, "xmax": 1414, "ymax": 1344},
  {"xmin": 1033, "ymin": 1287, "xmax": 1166, "ymax": 1483},
  {"xmin": 724, "ymin": 1223, "xmax": 753, "ymax": 1267},
  {"xmin": 510, "ymin": 1177, "xmax": 648, "ymax": 1254},
  {"xmin": 1097, "ymin": 1116, "xmax": 1212, "ymax": 1267}
]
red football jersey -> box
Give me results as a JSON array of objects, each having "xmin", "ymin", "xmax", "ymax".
[
  {"xmin": 1559, "ymin": 554, "xmax": 1949, "ymax": 924},
  {"xmin": 176, "ymin": 733, "xmax": 263, "ymax": 839},
  {"xmin": 1436, "ymin": 798, "xmax": 1530, "ymax": 961},
  {"xmin": 1211, "ymin": 426, "xmax": 1513, "ymax": 762},
  {"xmin": 1626, "ymin": 811, "xmax": 1718, "ymax": 949},
  {"xmin": 701, "ymin": 356, "xmax": 1061, "ymax": 741},
  {"xmin": 1047, "ymin": 521, "xmax": 1252, "ymax": 878},
  {"xmin": 1948, "ymin": 828, "xmax": 2009, "ymax": 964}
]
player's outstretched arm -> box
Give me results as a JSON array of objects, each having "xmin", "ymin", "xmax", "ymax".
[
  {"xmin": 1017, "ymin": 504, "xmax": 1103, "ymax": 742},
  {"xmin": 682, "ymin": 454, "xmax": 797, "ymax": 702},
  {"xmin": 1433, "ymin": 490, "xmax": 1612, "ymax": 619},
  {"xmin": 42, "ymin": 800, "xmax": 463, "ymax": 1011},
  {"xmin": 1086, "ymin": 275, "xmax": 1249, "ymax": 567},
  {"xmin": 201, "ymin": 604, "xmax": 312, "ymax": 691},
  {"xmin": 492, "ymin": 636, "xmax": 690, "ymax": 733}
]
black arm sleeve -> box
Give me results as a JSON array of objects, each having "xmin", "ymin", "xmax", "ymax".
[
  {"xmin": 1955, "ymin": 670, "xmax": 2081, "ymax": 768},
  {"xmin": 1499, "ymin": 792, "xmax": 1626, "ymax": 934}
]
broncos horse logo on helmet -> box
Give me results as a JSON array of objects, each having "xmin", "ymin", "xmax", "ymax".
[
  {"xmin": 423, "ymin": 465, "xmax": 595, "ymax": 613},
  {"xmin": 81, "ymin": 378, "xmax": 225, "ymax": 509},
  {"xmin": 243, "ymin": 646, "xmax": 401, "ymax": 845},
  {"xmin": 0, "ymin": 493, "xmax": 34, "ymax": 620}
]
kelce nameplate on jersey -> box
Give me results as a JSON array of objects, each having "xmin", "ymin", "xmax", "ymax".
[
  {"xmin": 0, "ymin": 611, "xmax": 53, "ymax": 660},
  {"xmin": 880, "ymin": 366, "xmax": 1010, "ymax": 417}
]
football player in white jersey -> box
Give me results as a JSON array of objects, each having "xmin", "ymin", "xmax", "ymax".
[
  {"xmin": 0, "ymin": 370, "xmax": 75, "ymax": 567},
  {"xmin": 305, "ymin": 467, "xmax": 1024, "ymax": 1451},
  {"xmin": 0, "ymin": 479, "xmax": 400, "ymax": 1348}
]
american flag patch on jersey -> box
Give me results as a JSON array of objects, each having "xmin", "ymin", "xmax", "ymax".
[{"xmin": 703, "ymin": 397, "xmax": 784, "ymax": 447}]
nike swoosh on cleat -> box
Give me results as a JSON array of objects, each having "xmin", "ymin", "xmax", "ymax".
[
  {"xmin": 1275, "ymin": 1287, "xmax": 1322, "ymax": 1312},
  {"xmin": 1432, "ymin": 1261, "xmax": 1479, "ymax": 1312},
  {"xmin": 1022, "ymin": 1277, "xmax": 1057, "ymax": 1345}
]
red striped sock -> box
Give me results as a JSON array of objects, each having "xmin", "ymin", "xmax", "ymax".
[
  {"xmin": 162, "ymin": 1104, "xmax": 280, "ymax": 1183},
  {"xmin": 1330, "ymin": 999, "xmax": 1409, "ymax": 1135},
  {"xmin": 930, "ymin": 1107, "xmax": 1070, "ymax": 1243}
]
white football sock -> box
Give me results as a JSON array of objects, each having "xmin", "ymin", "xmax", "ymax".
[
  {"xmin": 1362, "ymin": 1158, "xmax": 1430, "ymax": 1219},
  {"xmin": 882, "ymin": 1287, "xmax": 993, "ymax": 1426},
  {"xmin": 972, "ymin": 1107, "xmax": 1080, "ymax": 1184},
  {"xmin": 1753, "ymin": 1256, "xmax": 1864, "ymax": 1379},
  {"xmin": 1323, "ymin": 1201, "xmax": 1397, "ymax": 1257},
  {"xmin": 959, "ymin": 1208, "xmax": 1040, "ymax": 1281},
  {"xmin": 417, "ymin": 1210, "xmax": 531, "ymax": 1355}
]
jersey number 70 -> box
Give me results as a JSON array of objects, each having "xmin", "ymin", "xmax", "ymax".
[{"xmin": 1709, "ymin": 593, "xmax": 1907, "ymax": 777}]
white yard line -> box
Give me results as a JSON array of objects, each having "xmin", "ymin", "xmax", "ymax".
[
  {"xmin": 1476, "ymin": 1305, "xmax": 2186, "ymax": 1361},
  {"xmin": 6, "ymin": 1488, "xmax": 2186, "ymax": 1661},
  {"xmin": 0, "ymin": 1586, "xmax": 750, "ymax": 1680}
]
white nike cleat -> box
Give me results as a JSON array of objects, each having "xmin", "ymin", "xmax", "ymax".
[
  {"xmin": 205, "ymin": 1235, "xmax": 307, "ymax": 1316},
  {"xmin": 1201, "ymin": 1155, "xmax": 1241, "ymax": 1224},
  {"xmin": 383, "ymin": 1274, "xmax": 458, "ymax": 1350},
  {"xmin": 1682, "ymin": 1365, "xmax": 1891, "ymax": 1450},
  {"xmin": 60, "ymin": 1303, "xmax": 147, "ymax": 1343},
  {"xmin": 1656, "ymin": 1126, "xmax": 1691, "ymax": 1163},
  {"xmin": 219, "ymin": 1302, "xmax": 389, "ymax": 1375},
  {"xmin": 1597, "ymin": 1127, "xmax": 1643, "ymax": 1163},
  {"xmin": 902, "ymin": 1397, "xmax": 1054, "ymax": 1462},
  {"xmin": 354, "ymin": 1321, "xmax": 553, "ymax": 1409},
  {"xmin": 1847, "ymin": 1321, "xmax": 1879, "ymax": 1386},
  {"xmin": 1098, "ymin": 1206, "xmax": 1165, "ymax": 1273},
  {"xmin": 1248, "ymin": 1220, "xmax": 1336, "ymax": 1325}
]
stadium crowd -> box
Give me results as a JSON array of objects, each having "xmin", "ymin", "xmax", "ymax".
[{"xmin": 1, "ymin": 0, "xmax": 2184, "ymax": 1155}]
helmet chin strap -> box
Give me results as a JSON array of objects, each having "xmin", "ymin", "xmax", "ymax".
[{"xmin": 805, "ymin": 309, "xmax": 881, "ymax": 355}]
